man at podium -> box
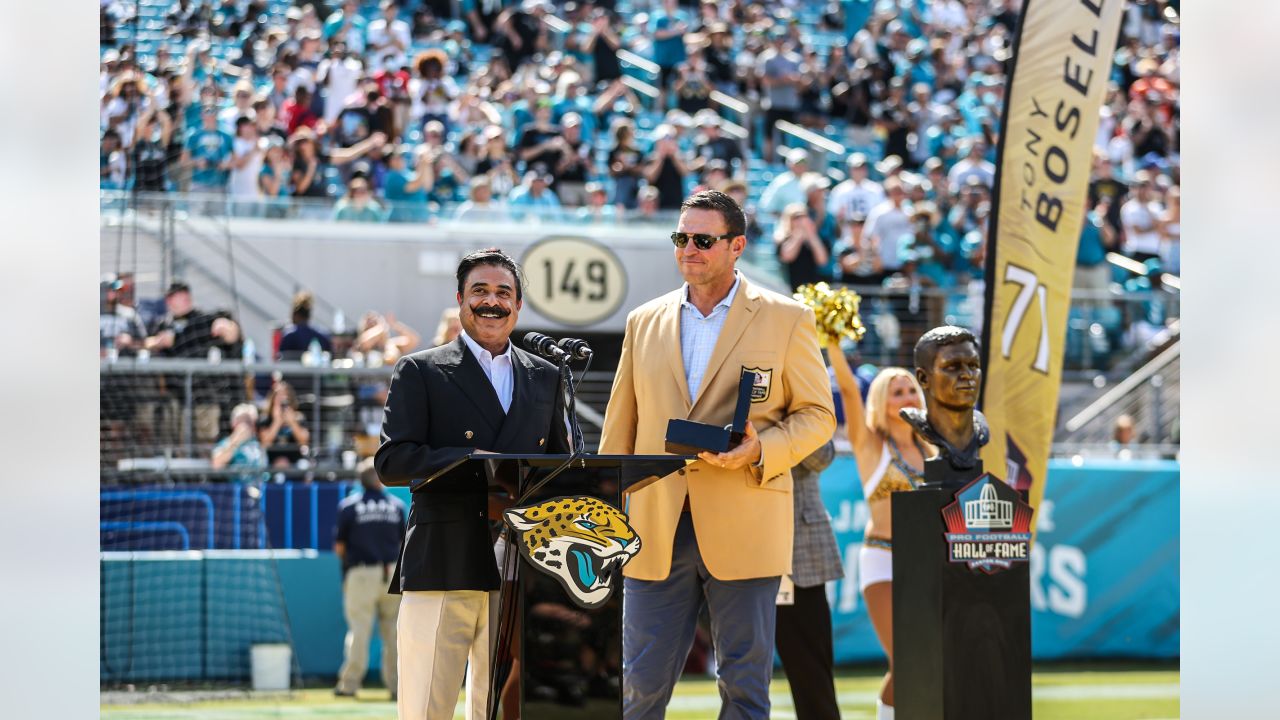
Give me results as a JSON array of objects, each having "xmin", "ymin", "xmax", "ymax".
[
  {"xmin": 600, "ymin": 190, "xmax": 836, "ymax": 720},
  {"xmin": 375, "ymin": 248, "xmax": 572, "ymax": 720}
]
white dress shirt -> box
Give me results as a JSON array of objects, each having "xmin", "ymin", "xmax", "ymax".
[
  {"xmin": 680, "ymin": 272, "xmax": 742, "ymax": 404},
  {"xmin": 460, "ymin": 330, "xmax": 514, "ymax": 413}
]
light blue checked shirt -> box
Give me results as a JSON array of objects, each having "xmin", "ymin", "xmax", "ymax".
[{"xmin": 680, "ymin": 272, "xmax": 742, "ymax": 404}]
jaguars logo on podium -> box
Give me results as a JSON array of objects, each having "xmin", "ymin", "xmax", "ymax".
[{"xmin": 503, "ymin": 496, "xmax": 641, "ymax": 609}]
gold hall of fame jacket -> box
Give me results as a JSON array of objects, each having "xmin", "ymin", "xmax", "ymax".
[{"xmin": 599, "ymin": 275, "xmax": 837, "ymax": 582}]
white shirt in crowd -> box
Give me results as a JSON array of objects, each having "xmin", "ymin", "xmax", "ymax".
[
  {"xmin": 101, "ymin": 95, "xmax": 155, "ymax": 147},
  {"xmin": 829, "ymin": 178, "xmax": 886, "ymax": 222},
  {"xmin": 319, "ymin": 55, "xmax": 364, "ymax": 124},
  {"xmin": 366, "ymin": 16, "xmax": 411, "ymax": 71},
  {"xmin": 864, "ymin": 199, "xmax": 913, "ymax": 271},
  {"xmin": 411, "ymin": 76, "xmax": 460, "ymax": 122},
  {"xmin": 947, "ymin": 156, "xmax": 996, "ymax": 195},
  {"xmin": 927, "ymin": 0, "xmax": 969, "ymax": 32},
  {"xmin": 228, "ymin": 137, "xmax": 264, "ymax": 199},
  {"xmin": 460, "ymin": 330, "xmax": 514, "ymax": 413},
  {"xmin": 1121, "ymin": 198, "xmax": 1163, "ymax": 257},
  {"xmin": 218, "ymin": 104, "xmax": 253, "ymax": 136}
]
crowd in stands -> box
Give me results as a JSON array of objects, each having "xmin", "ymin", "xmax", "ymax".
[
  {"xmin": 100, "ymin": 0, "xmax": 1179, "ymax": 368},
  {"xmin": 100, "ymin": 1, "xmax": 1179, "ymax": 278},
  {"xmin": 99, "ymin": 277, "xmax": 448, "ymax": 477}
]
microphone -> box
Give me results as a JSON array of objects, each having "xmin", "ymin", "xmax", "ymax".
[
  {"xmin": 522, "ymin": 332, "xmax": 569, "ymax": 362},
  {"xmin": 557, "ymin": 337, "xmax": 593, "ymax": 361}
]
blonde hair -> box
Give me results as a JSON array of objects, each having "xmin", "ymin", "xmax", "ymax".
[
  {"xmin": 863, "ymin": 367, "xmax": 924, "ymax": 436},
  {"xmin": 432, "ymin": 307, "xmax": 462, "ymax": 347},
  {"xmin": 230, "ymin": 403, "xmax": 259, "ymax": 427}
]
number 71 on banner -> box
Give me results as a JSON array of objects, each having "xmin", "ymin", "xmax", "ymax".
[{"xmin": 1000, "ymin": 264, "xmax": 1051, "ymax": 374}]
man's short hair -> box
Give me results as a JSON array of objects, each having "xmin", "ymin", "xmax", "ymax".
[
  {"xmin": 456, "ymin": 248, "xmax": 524, "ymax": 301},
  {"xmin": 913, "ymin": 325, "xmax": 980, "ymax": 373},
  {"xmin": 679, "ymin": 190, "xmax": 746, "ymax": 239},
  {"xmin": 357, "ymin": 456, "xmax": 380, "ymax": 490}
]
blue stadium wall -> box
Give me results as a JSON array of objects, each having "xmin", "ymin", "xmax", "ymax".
[{"xmin": 100, "ymin": 459, "xmax": 1178, "ymax": 681}]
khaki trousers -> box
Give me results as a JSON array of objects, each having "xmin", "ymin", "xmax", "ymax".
[
  {"xmin": 397, "ymin": 589, "xmax": 498, "ymax": 720},
  {"xmin": 336, "ymin": 565, "xmax": 400, "ymax": 693}
]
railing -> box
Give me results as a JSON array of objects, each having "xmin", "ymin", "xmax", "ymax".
[
  {"xmin": 102, "ymin": 189, "xmax": 684, "ymax": 228},
  {"xmin": 99, "ymin": 358, "xmax": 618, "ymax": 480},
  {"xmin": 819, "ymin": 283, "xmax": 1178, "ymax": 376},
  {"xmin": 1059, "ymin": 340, "xmax": 1180, "ymax": 447},
  {"xmin": 100, "ymin": 481, "xmax": 361, "ymax": 552},
  {"xmin": 171, "ymin": 209, "xmax": 341, "ymax": 322},
  {"xmin": 776, "ymin": 119, "xmax": 848, "ymax": 171},
  {"xmin": 100, "ymin": 358, "xmax": 395, "ymax": 479},
  {"xmin": 102, "ymin": 490, "xmax": 218, "ymax": 549}
]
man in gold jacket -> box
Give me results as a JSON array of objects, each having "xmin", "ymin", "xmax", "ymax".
[{"xmin": 600, "ymin": 190, "xmax": 836, "ymax": 720}]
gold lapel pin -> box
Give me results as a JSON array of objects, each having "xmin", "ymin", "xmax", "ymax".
[
  {"xmin": 465, "ymin": 430, "xmax": 474, "ymax": 440},
  {"xmin": 538, "ymin": 437, "xmax": 545, "ymax": 446}
]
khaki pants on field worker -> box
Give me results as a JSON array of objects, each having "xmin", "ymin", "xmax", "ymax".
[{"xmin": 336, "ymin": 564, "xmax": 400, "ymax": 694}]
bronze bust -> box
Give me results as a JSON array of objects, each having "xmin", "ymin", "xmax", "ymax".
[{"xmin": 900, "ymin": 326, "xmax": 989, "ymax": 471}]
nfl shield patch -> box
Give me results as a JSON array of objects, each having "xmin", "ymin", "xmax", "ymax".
[{"xmin": 744, "ymin": 367, "xmax": 772, "ymax": 403}]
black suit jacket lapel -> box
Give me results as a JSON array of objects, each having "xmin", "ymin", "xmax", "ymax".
[{"xmin": 438, "ymin": 336, "xmax": 506, "ymax": 434}]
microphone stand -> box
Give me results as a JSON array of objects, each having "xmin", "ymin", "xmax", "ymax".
[
  {"xmin": 563, "ymin": 353, "xmax": 586, "ymax": 454},
  {"xmin": 516, "ymin": 352, "xmax": 587, "ymax": 504},
  {"xmin": 491, "ymin": 348, "xmax": 593, "ymax": 720}
]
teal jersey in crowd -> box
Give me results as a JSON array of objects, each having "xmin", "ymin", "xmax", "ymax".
[
  {"xmin": 334, "ymin": 201, "xmax": 386, "ymax": 222},
  {"xmin": 323, "ymin": 10, "xmax": 367, "ymax": 41},
  {"xmin": 384, "ymin": 168, "xmax": 431, "ymax": 222},
  {"xmin": 259, "ymin": 165, "xmax": 291, "ymax": 198},
  {"xmin": 383, "ymin": 169, "xmax": 426, "ymax": 204},
  {"xmin": 185, "ymin": 128, "xmax": 234, "ymax": 187},
  {"xmin": 212, "ymin": 437, "xmax": 267, "ymax": 483},
  {"xmin": 428, "ymin": 169, "xmax": 461, "ymax": 204},
  {"xmin": 509, "ymin": 185, "xmax": 562, "ymax": 222},
  {"xmin": 1077, "ymin": 210, "xmax": 1108, "ymax": 266},
  {"xmin": 842, "ymin": 0, "xmax": 875, "ymax": 40},
  {"xmin": 650, "ymin": 9, "xmax": 688, "ymax": 68}
]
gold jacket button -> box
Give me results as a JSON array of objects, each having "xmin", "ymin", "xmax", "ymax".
[
  {"xmin": 465, "ymin": 430, "xmax": 474, "ymax": 440},
  {"xmin": 538, "ymin": 437, "xmax": 545, "ymax": 446}
]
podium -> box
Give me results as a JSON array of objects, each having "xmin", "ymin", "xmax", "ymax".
[
  {"xmin": 891, "ymin": 461, "xmax": 1032, "ymax": 720},
  {"xmin": 419, "ymin": 453, "xmax": 685, "ymax": 720}
]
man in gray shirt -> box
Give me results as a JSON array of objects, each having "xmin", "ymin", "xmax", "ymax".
[
  {"xmin": 864, "ymin": 176, "xmax": 913, "ymax": 281},
  {"xmin": 757, "ymin": 34, "xmax": 802, "ymax": 160}
]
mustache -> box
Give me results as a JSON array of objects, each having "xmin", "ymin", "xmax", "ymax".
[{"xmin": 470, "ymin": 304, "xmax": 511, "ymax": 319}]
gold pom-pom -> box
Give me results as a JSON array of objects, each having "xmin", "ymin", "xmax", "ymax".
[{"xmin": 793, "ymin": 282, "xmax": 866, "ymax": 348}]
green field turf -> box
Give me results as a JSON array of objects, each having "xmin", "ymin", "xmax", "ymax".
[{"xmin": 102, "ymin": 665, "xmax": 1179, "ymax": 719}]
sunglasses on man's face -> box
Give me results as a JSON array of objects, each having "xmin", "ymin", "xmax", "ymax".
[{"xmin": 670, "ymin": 232, "xmax": 735, "ymax": 250}]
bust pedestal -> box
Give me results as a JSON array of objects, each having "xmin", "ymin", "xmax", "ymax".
[{"xmin": 890, "ymin": 457, "xmax": 1032, "ymax": 720}]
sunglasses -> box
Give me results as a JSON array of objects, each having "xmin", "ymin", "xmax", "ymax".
[{"xmin": 670, "ymin": 232, "xmax": 735, "ymax": 250}]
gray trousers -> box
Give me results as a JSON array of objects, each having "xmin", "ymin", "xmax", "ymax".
[{"xmin": 623, "ymin": 512, "xmax": 781, "ymax": 720}]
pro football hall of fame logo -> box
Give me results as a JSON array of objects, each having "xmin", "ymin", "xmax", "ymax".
[{"xmin": 940, "ymin": 475, "xmax": 1035, "ymax": 573}]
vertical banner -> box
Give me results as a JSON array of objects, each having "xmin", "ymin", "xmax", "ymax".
[{"xmin": 980, "ymin": 0, "xmax": 1125, "ymax": 530}]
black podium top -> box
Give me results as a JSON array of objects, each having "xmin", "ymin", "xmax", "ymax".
[{"xmin": 413, "ymin": 452, "xmax": 693, "ymax": 493}]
